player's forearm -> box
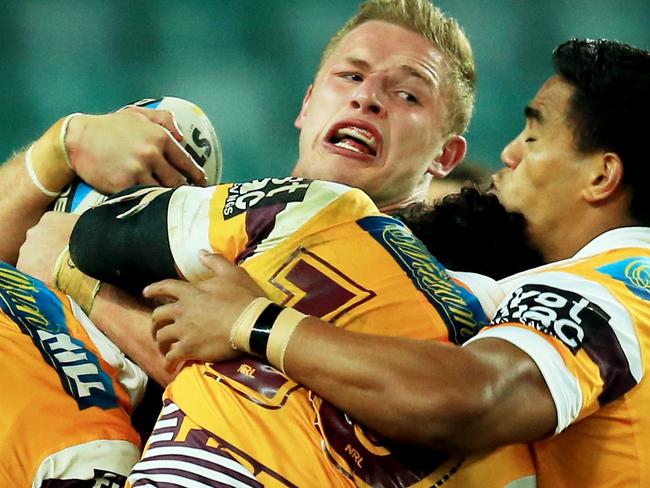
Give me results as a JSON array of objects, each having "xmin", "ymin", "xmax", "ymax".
[
  {"xmin": 0, "ymin": 115, "xmax": 79, "ymax": 263},
  {"xmin": 281, "ymin": 318, "xmax": 482, "ymax": 451},
  {"xmin": 281, "ymin": 318, "xmax": 555, "ymax": 453},
  {"xmin": 90, "ymin": 283, "xmax": 173, "ymax": 386},
  {"xmin": 0, "ymin": 151, "xmax": 51, "ymax": 263},
  {"xmin": 0, "ymin": 147, "xmax": 74, "ymax": 264}
]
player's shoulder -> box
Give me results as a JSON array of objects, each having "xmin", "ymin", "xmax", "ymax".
[{"xmin": 491, "ymin": 228, "xmax": 650, "ymax": 359}]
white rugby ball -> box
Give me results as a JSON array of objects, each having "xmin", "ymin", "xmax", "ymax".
[{"xmin": 52, "ymin": 96, "xmax": 222, "ymax": 215}]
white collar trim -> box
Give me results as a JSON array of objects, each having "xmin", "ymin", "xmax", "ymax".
[
  {"xmin": 572, "ymin": 226, "xmax": 650, "ymax": 258},
  {"xmin": 499, "ymin": 226, "xmax": 650, "ymax": 286}
]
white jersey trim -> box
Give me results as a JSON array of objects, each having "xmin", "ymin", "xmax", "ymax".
[
  {"xmin": 68, "ymin": 297, "xmax": 148, "ymax": 408},
  {"xmin": 499, "ymin": 271, "xmax": 643, "ymax": 383},
  {"xmin": 499, "ymin": 226, "xmax": 650, "ymax": 289},
  {"xmin": 33, "ymin": 439, "xmax": 140, "ymax": 487},
  {"xmin": 465, "ymin": 325, "xmax": 582, "ymax": 434},
  {"xmin": 168, "ymin": 185, "xmax": 214, "ymax": 282},
  {"xmin": 572, "ymin": 226, "xmax": 650, "ymax": 258},
  {"xmin": 468, "ymin": 268, "xmax": 644, "ymax": 433}
]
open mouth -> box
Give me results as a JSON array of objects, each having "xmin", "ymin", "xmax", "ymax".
[{"xmin": 325, "ymin": 121, "xmax": 381, "ymax": 158}]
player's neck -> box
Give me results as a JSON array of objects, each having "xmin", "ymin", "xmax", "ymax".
[{"xmin": 539, "ymin": 209, "xmax": 639, "ymax": 263}]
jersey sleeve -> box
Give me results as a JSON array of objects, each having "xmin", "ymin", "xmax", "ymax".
[{"xmin": 465, "ymin": 268, "xmax": 644, "ymax": 434}]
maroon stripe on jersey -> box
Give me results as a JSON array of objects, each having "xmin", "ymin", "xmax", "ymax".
[
  {"xmin": 130, "ymin": 468, "xmax": 254, "ymax": 488},
  {"xmin": 237, "ymin": 202, "xmax": 287, "ymax": 263},
  {"xmin": 285, "ymin": 259, "xmax": 356, "ymax": 316},
  {"xmin": 316, "ymin": 396, "xmax": 464, "ymax": 487},
  {"xmin": 585, "ymin": 322, "xmax": 638, "ymax": 405},
  {"xmin": 131, "ymin": 462, "xmax": 258, "ymax": 487},
  {"xmin": 132, "ymin": 400, "xmax": 297, "ymax": 488},
  {"xmin": 205, "ymin": 358, "xmax": 302, "ymax": 410},
  {"xmin": 268, "ymin": 247, "xmax": 376, "ymax": 320}
]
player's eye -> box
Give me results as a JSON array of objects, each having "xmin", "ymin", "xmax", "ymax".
[
  {"xmin": 340, "ymin": 72, "xmax": 363, "ymax": 82},
  {"xmin": 397, "ymin": 91, "xmax": 418, "ymax": 104}
]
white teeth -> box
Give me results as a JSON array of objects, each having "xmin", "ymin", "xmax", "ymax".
[
  {"xmin": 336, "ymin": 126, "xmax": 377, "ymax": 151},
  {"xmin": 335, "ymin": 140, "xmax": 363, "ymax": 153}
]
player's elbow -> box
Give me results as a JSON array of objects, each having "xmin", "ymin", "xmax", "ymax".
[{"xmin": 412, "ymin": 386, "xmax": 498, "ymax": 453}]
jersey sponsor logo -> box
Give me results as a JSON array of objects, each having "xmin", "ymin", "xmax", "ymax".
[
  {"xmin": 596, "ymin": 257, "xmax": 650, "ymax": 301},
  {"xmin": 223, "ymin": 177, "xmax": 311, "ymax": 219},
  {"xmin": 492, "ymin": 282, "xmax": 639, "ymax": 404},
  {"xmin": 492, "ymin": 284, "xmax": 612, "ymax": 354},
  {"xmin": 90, "ymin": 470, "xmax": 127, "ymax": 488},
  {"xmin": 0, "ymin": 263, "xmax": 118, "ymax": 410},
  {"xmin": 358, "ymin": 216, "xmax": 488, "ymax": 344}
]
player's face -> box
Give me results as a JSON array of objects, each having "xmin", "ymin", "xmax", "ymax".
[
  {"xmin": 293, "ymin": 21, "xmax": 464, "ymax": 210},
  {"xmin": 493, "ymin": 76, "xmax": 595, "ymax": 259}
]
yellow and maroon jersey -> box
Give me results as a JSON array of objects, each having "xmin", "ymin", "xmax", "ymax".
[
  {"xmin": 0, "ymin": 262, "xmax": 147, "ymax": 487},
  {"xmin": 467, "ymin": 227, "xmax": 650, "ymax": 487},
  {"xmin": 131, "ymin": 178, "xmax": 535, "ymax": 487}
]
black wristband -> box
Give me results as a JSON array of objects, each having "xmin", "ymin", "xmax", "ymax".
[{"xmin": 249, "ymin": 303, "xmax": 283, "ymax": 357}]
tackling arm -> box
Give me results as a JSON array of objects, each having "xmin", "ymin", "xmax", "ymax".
[
  {"xmin": 282, "ymin": 320, "xmax": 556, "ymax": 453},
  {"xmin": 145, "ymin": 253, "xmax": 558, "ymax": 453}
]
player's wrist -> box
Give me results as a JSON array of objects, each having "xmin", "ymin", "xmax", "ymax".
[
  {"xmin": 62, "ymin": 112, "xmax": 91, "ymax": 172},
  {"xmin": 28, "ymin": 114, "xmax": 82, "ymax": 196},
  {"xmin": 53, "ymin": 246, "xmax": 102, "ymax": 315},
  {"xmin": 229, "ymin": 297, "xmax": 306, "ymax": 373}
]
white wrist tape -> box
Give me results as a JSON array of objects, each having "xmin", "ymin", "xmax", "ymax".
[{"xmin": 25, "ymin": 145, "xmax": 61, "ymax": 197}]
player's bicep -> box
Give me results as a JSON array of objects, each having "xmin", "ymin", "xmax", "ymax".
[
  {"xmin": 463, "ymin": 335, "xmax": 559, "ymax": 448},
  {"xmin": 69, "ymin": 185, "xmax": 177, "ymax": 292}
]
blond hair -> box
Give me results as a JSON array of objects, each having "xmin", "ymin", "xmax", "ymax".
[{"xmin": 319, "ymin": 0, "xmax": 476, "ymax": 135}]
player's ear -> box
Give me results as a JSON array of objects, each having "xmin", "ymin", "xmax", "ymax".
[
  {"xmin": 582, "ymin": 152, "xmax": 624, "ymax": 203},
  {"xmin": 295, "ymin": 85, "xmax": 314, "ymax": 129},
  {"xmin": 427, "ymin": 135, "xmax": 467, "ymax": 178}
]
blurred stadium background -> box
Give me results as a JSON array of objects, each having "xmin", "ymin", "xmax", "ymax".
[{"xmin": 1, "ymin": 1, "xmax": 648, "ymax": 182}]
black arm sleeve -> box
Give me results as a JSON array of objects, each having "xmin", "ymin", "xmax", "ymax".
[{"xmin": 69, "ymin": 185, "xmax": 178, "ymax": 293}]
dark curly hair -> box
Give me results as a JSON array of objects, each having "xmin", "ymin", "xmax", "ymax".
[
  {"xmin": 394, "ymin": 187, "xmax": 544, "ymax": 279},
  {"xmin": 553, "ymin": 39, "xmax": 650, "ymax": 225}
]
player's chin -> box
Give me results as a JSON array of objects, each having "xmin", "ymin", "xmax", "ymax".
[{"xmin": 494, "ymin": 192, "xmax": 526, "ymax": 219}]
